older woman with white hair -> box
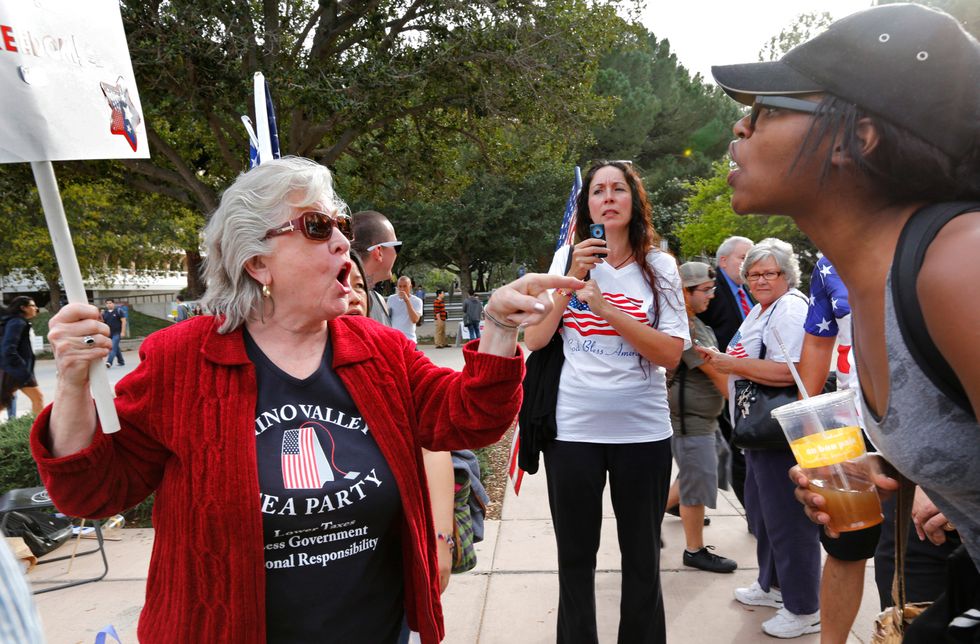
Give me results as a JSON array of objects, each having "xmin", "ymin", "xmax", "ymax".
[
  {"xmin": 30, "ymin": 156, "xmax": 583, "ymax": 644},
  {"xmin": 697, "ymin": 238, "xmax": 820, "ymax": 639}
]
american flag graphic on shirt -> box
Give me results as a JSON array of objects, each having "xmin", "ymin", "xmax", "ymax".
[
  {"xmin": 727, "ymin": 329, "xmax": 750, "ymax": 359},
  {"xmin": 563, "ymin": 292, "xmax": 647, "ymax": 336},
  {"xmin": 281, "ymin": 427, "xmax": 333, "ymax": 489}
]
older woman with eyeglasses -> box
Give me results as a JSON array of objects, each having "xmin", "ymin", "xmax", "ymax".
[
  {"xmin": 697, "ymin": 238, "xmax": 820, "ymax": 639},
  {"xmin": 31, "ymin": 157, "xmax": 583, "ymax": 644}
]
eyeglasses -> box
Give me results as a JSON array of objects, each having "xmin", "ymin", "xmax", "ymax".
[
  {"xmin": 366, "ymin": 240, "xmax": 403, "ymax": 255},
  {"xmin": 750, "ymin": 96, "xmax": 825, "ymax": 129},
  {"xmin": 745, "ymin": 270, "xmax": 784, "ymax": 283},
  {"xmin": 263, "ymin": 211, "xmax": 353, "ymax": 242},
  {"xmin": 694, "ymin": 286, "xmax": 717, "ymax": 294}
]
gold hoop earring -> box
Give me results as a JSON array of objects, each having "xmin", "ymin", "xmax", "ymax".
[{"xmin": 262, "ymin": 284, "xmax": 271, "ymax": 298}]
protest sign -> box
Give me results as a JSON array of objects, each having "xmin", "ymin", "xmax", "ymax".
[{"xmin": 0, "ymin": 0, "xmax": 151, "ymax": 432}]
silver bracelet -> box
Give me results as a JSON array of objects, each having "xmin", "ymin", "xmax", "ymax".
[{"xmin": 483, "ymin": 308, "xmax": 520, "ymax": 330}]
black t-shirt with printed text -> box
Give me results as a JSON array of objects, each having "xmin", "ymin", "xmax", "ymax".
[{"xmin": 245, "ymin": 331, "xmax": 404, "ymax": 643}]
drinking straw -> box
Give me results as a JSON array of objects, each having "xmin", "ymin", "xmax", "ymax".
[{"xmin": 771, "ymin": 329, "xmax": 852, "ymax": 490}]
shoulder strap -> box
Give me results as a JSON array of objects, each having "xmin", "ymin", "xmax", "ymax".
[
  {"xmin": 890, "ymin": 202, "xmax": 979, "ymax": 417},
  {"xmin": 758, "ymin": 291, "xmax": 807, "ymax": 361}
]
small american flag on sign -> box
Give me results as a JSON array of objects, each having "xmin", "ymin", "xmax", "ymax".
[{"xmin": 281, "ymin": 427, "xmax": 333, "ymax": 490}]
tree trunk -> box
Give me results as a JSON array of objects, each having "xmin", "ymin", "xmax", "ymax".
[
  {"xmin": 44, "ymin": 275, "xmax": 62, "ymax": 313},
  {"xmin": 185, "ymin": 250, "xmax": 205, "ymax": 298}
]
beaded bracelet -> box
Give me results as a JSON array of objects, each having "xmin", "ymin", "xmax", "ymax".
[
  {"xmin": 556, "ymin": 288, "xmax": 576, "ymax": 298},
  {"xmin": 436, "ymin": 531, "xmax": 456, "ymax": 553},
  {"xmin": 483, "ymin": 308, "xmax": 520, "ymax": 330}
]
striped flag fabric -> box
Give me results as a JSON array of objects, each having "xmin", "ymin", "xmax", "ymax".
[
  {"xmin": 243, "ymin": 72, "xmax": 282, "ymax": 168},
  {"xmin": 508, "ymin": 166, "xmax": 582, "ymax": 496},
  {"xmin": 563, "ymin": 292, "xmax": 645, "ymax": 336},
  {"xmin": 281, "ymin": 427, "xmax": 333, "ymax": 489}
]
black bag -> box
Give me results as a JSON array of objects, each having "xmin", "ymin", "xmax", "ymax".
[
  {"xmin": 517, "ymin": 250, "xmax": 574, "ymax": 474},
  {"xmin": 3, "ymin": 509, "xmax": 73, "ymax": 557},
  {"xmin": 730, "ymin": 293, "xmax": 808, "ymax": 451},
  {"xmin": 731, "ymin": 378, "xmax": 796, "ymax": 450}
]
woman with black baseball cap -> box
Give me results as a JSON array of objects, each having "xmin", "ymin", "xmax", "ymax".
[{"xmin": 711, "ymin": 3, "xmax": 980, "ymax": 641}]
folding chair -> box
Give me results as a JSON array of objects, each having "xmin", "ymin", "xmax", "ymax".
[{"xmin": 0, "ymin": 486, "xmax": 109, "ymax": 594}]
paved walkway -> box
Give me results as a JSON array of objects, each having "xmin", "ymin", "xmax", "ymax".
[{"xmin": 21, "ymin": 344, "xmax": 883, "ymax": 642}]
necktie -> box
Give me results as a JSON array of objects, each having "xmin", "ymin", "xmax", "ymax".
[{"xmin": 738, "ymin": 288, "xmax": 751, "ymax": 317}]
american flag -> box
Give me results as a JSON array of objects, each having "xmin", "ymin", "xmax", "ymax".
[
  {"xmin": 509, "ymin": 167, "xmax": 582, "ymax": 496},
  {"xmin": 727, "ymin": 330, "xmax": 749, "ymax": 359},
  {"xmin": 281, "ymin": 427, "xmax": 333, "ymax": 490},
  {"xmin": 563, "ymin": 293, "xmax": 646, "ymax": 336}
]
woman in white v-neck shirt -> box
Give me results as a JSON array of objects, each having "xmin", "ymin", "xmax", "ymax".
[{"xmin": 524, "ymin": 160, "xmax": 689, "ymax": 644}]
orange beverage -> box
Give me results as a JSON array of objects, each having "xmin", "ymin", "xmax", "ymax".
[{"xmin": 809, "ymin": 479, "xmax": 883, "ymax": 533}]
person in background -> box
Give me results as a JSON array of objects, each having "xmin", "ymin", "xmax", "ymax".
[
  {"xmin": 462, "ymin": 291, "xmax": 483, "ymax": 341},
  {"xmin": 347, "ymin": 253, "xmax": 370, "ymax": 318},
  {"xmin": 665, "ymin": 262, "xmax": 737, "ymax": 574},
  {"xmin": 32, "ymin": 157, "xmax": 581, "ymax": 643},
  {"xmin": 712, "ymin": 5, "xmax": 979, "ymax": 639},
  {"xmin": 698, "ymin": 238, "xmax": 819, "ymax": 639},
  {"xmin": 351, "ymin": 210, "xmax": 402, "ymax": 327},
  {"xmin": 0, "ymin": 538, "xmax": 44, "ymax": 643},
  {"xmin": 524, "ymin": 160, "xmax": 690, "ymax": 643},
  {"xmin": 432, "ymin": 289, "xmax": 449, "ymax": 348},
  {"xmin": 0, "ymin": 296, "xmax": 44, "ymax": 418},
  {"xmin": 101, "ymin": 299, "xmax": 127, "ymax": 368},
  {"xmin": 176, "ymin": 295, "xmax": 191, "ymax": 322},
  {"xmin": 698, "ymin": 236, "xmax": 754, "ymax": 510},
  {"xmin": 387, "ymin": 276, "xmax": 423, "ymax": 345},
  {"xmin": 414, "ymin": 283, "xmax": 425, "ymax": 302}
]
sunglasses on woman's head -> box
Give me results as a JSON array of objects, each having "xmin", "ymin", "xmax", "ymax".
[{"xmin": 263, "ymin": 211, "xmax": 353, "ymax": 242}]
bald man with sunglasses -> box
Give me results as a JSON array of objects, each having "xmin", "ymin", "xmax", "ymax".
[{"xmin": 352, "ymin": 210, "xmax": 403, "ymax": 327}]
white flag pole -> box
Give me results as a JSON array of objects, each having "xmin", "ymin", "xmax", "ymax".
[
  {"xmin": 30, "ymin": 161, "xmax": 120, "ymax": 434},
  {"xmin": 253, "ymin": 72, "xmax": 272, "ymax": 163}
]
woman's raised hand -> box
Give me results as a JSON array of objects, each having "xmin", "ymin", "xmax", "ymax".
[
  {"xmin": 47, "ymin": 304, "xmax": 111, "ymax": 387},
  {"xmin": 567, "ymin": 238, "xmax": 608, "ymax": 280}
]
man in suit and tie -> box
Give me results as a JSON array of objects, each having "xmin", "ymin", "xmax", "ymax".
[{"xmin": 697, "ymin": 236, "xmax": 754, "ymax": 510}]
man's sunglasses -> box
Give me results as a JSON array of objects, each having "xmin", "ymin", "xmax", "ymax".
[
  {"xmin": 750, "ymin": 96, "xmax": 825, "ymax": 129},
  {"xmin": 263, "ymin": 211, "xmax": 353, "ymax": 242},
  {"xmin": 366, "ymin": 240, "xmax": 403, "ymax": 255}
]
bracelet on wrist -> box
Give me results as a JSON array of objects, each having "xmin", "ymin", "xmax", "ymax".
[
  {"xmin": 556, "ymin": 288, "xmax": 576, "ymax": 298},
  {"xmin": 436, "ymin": 531, "xmax": 456, "ymax": 553},
  {"xmin": 483, "ymin": 308, "xmax": 520, "ymax": 330}
]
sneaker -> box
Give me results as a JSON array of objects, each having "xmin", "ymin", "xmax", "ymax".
[
  {"xmin": 106, "ymin": 363, "xmax": 112, "ymax": 368},
  {"xmin": 683, "ymin": 546, "xmax": 737, "ymax": 573},
  {"xmin": 734, "ymin": 581, "xmax": 783, "ymax": 608},
  {"xmin": 762, "ymin": 608, "xmax": 820, "ymax": 638}
]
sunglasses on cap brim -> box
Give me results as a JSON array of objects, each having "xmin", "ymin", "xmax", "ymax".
[{"xmin": 263, "ymin": 211, "xmax": 353, "ymax": 242}]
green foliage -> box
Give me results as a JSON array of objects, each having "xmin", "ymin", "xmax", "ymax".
[
  {"xmin": 676, "ymin": 161, "xmax": 819, "ymax": 281},
  {"xmin": 587, "ymin": 30, "xmax": 742, "ymax": 185},
  {"xmin": 758, "ymin": 12, "xmax": 834, "ymax": 61},
  {"xmin": 0, "ymin": 415, "xmax": 42, "ymax": 493}
]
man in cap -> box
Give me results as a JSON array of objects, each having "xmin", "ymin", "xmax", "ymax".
[
  {"xmin": 712, "ymin": 4, "xmax": 980, "ymax": 639},
  {"xmin": 666, "ymin": 262, "xmax": 738, "ymax": 575}
]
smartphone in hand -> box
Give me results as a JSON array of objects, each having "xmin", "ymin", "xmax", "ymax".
[{"xmin": 589, "ymin": 223, "xmax": 607, "ymax": 259}]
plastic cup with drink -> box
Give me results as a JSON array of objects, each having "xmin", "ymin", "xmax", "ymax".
[{"xmin": 769, "ymin": 330, "xmax": 883, "ymax": 533}]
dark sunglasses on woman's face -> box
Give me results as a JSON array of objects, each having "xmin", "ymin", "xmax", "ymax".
[
  {"xmin": 263, "ymin": 211, "xmax": 353, "ymax": 242},
  {"xmin": 750, "ymin": 96, "xmax": 825, "ymax": 129}
]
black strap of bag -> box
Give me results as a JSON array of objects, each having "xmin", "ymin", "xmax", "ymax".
[
  {"xmin": 517, "ymin": 248, "xmax": 574, "ymax": 474},
  {"xmin": 890, "ymin": 202, "xmax": 979, "ymax": 419}
]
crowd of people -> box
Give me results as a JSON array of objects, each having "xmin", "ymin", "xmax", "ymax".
[{"xmin": 1, "ymin": 3, "xmax": 976, "ymax": 643}]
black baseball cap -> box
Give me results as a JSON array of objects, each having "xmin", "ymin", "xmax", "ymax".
[{"xmin": 711, "ymin": 4, "xmax": 980, "ymax": 159}]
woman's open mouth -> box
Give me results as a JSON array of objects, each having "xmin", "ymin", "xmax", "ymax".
[{"xmin": 337, "ymin": 262, "xmax": 352, "ymax": 295}]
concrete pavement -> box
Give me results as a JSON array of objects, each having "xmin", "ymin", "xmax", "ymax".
[{"xmin": 20, "ymin": 343, "xmax": 884, "ymax": 643}]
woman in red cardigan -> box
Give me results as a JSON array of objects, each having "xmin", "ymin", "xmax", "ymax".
[{"xmin": 32, "ymin": 156, "xmax": 582, "ymax": 644}]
